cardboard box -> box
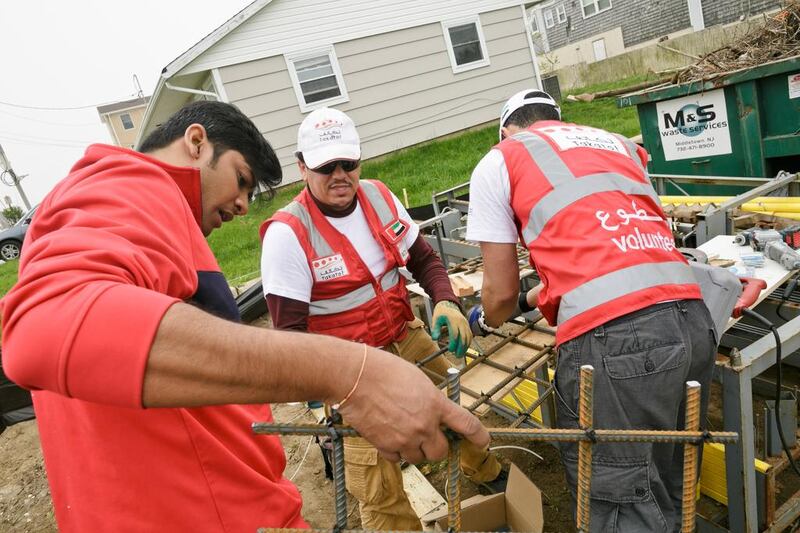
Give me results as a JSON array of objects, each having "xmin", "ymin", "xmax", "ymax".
[{"xmin": 421, "ymin": 465, "xmax": 543, "ymax": 533}]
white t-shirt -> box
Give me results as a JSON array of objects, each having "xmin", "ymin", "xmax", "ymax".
[
  {"xmin": 465, "ymin": 149, "xmax": 518, "ymax": 244},
  {"xmin": 261, "ymin": 190, "xmax": 419, "ymax": 303}
]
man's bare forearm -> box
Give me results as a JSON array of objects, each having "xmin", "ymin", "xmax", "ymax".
[
  {"xmin": 142, "ymin": 303, "xmax": 359, "ymax": 407},
  {"xmin": 479, "ymin": 242, "xmax": 521, "ymax": 327},
  {"xmin": 143, "ymin": 302, "xmax": 490, "ymax": 463}
]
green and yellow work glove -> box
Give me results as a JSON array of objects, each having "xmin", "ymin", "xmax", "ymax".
[{"xmin": 431, "ymin": 300, "xmax": 473, "ymax": 357}]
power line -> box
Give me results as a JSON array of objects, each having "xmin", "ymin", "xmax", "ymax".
[
  {"xmin": 0, "ymin": 107, "xmax": 102, "ymax": 127},
  {"xmin": 0, "ymin": 109, "xmax": 101, "ymax": 128},
  {"xmin": 0, "ymin": 136, "xmax": 90, "ymax": 150},
  {"xmin": 0, "ymin": 95, "xmax": 137, "ymax": 111},
  {"xmin": 0, "ymin": 130, "xmax": 95, "ymax": 145}
]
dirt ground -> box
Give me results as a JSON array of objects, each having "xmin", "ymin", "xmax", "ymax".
[{"xmin": 0, "ymin": 422, "xmax": 55, "ymax": 532}]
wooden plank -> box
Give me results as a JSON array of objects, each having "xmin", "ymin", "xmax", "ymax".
[
  {"xmin": 449, "ymin": 275, "xmax": 475, "ymax": 297},
  {"xmin": 402, "ymin": 464, "xmax": 447, "ymax": 520}
]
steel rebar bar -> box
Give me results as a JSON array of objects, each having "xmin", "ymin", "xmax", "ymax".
[
  {"xmin": 681, "ymin": 381, "xmax": 702, "ymax": 533},
  {"xmin": 446, "ymin": 368, "xmax": 462, "ymax": 533},
  {"xmin": 330, "ymin": 410, "xmax": 348, "ymax": 530},
  {"xmin": 252, "ymin": 423, "xmax": 738, "ymax": 444},
  {"xmin": 576, "ymin": 365, "xmax": 594, "ymax": 533}
]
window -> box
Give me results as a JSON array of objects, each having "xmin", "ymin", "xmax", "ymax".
[
  {"xmin": 120, "ymin": 113, "xmax": 134, "ymax": 130},
  {"xmin": 556, "ymin": 5, "xmax": 567, "ymax": 23},
  {"xmin": 442, "ymin": 16, "xmax": 490, "ymax": 73},
  {"xmin": 529, "ymin": 11, "xmax": 539, "ymax": 33},
  {"xmin": 581, "ymin": 0, "xmax": 612, "ymax": 18},
  {"xmin": 286, "ymin": 46, "xmax": 349, "ymax": 112},
  {"xmin": 544, "ymin": 9, "xmax": 555, "ymax": 29}
]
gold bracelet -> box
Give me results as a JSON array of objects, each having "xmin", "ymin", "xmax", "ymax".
[{"xmin": 332, "ymin": 343, "xmax": 368, "ymax": 410}]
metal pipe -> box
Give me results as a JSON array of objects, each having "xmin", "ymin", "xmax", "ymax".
[
  {"xmin": 681, "ymin": 381, "xmax": 702, "ymax": 533},
  {"xmin": 446, "ymin": 368, "xmax": 462, "ymax": 532},
  {"xmin": 576, "ymin": 365, "xmax": 594, "ymax": 533}
]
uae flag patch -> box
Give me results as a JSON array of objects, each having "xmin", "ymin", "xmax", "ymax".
[{"xmin": 384, "ymin": 220, "xmax": 407, "ymax": 242}]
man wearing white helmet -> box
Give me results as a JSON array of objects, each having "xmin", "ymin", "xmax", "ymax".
[
  {"xmin": 260, "ymin": 107, "xmax": 505, "ymax": 530},
  {"xmin": 466, "ymin": 90, "xmax": 716, "ymax": 531}
]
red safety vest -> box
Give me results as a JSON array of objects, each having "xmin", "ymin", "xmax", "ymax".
[
  {"xmin": 497, "ymin": 121, "xmax": 702, "ymax": 344},
  {"xmin": 260, "ymin": 180, "xmax": 415, "ymax": 346}
]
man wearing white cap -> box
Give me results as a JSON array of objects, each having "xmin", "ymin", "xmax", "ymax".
[
  {"xmin": 465, "ymin": 90, "xmax": 716, "ymax": 531},
  {"xmin": 260, "ymin": 107, "xmax": 505, "ymax": 529}
]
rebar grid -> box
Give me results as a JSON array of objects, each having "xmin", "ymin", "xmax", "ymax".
[
  {"xmin": 252, "ymin": 370, "xmax": 738, "ymax": 532},
  {"xmin": 575, "ymin": 365, "xmax": 594, "ymax": 533},
  {"xmin": 681, "ymin": 382, "xmax": 702, "ymax": 533}
]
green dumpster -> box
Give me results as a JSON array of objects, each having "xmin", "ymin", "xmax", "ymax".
[{"xmin": 618, "ymin": 55, "xmax": 800, "ymax": 195}]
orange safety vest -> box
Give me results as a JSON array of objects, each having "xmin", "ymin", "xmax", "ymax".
[
  {"xmin": 497, "ymin": 121, "xmax": 702, "ymax": 344},
  {"xmin": 260, "ymin": 180, "xmax": 415, "ymax": 346}
]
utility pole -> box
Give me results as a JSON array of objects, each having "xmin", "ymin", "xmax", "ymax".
[{"xmin": 0, "ymin": 144, "xmax": 32, "ymax": 210}]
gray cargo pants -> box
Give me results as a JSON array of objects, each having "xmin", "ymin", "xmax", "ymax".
[{"xmin": 554, "ymin": 299, "xmax": 716, "ymax": 532}]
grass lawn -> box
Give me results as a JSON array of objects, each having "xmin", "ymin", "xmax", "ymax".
[{"xmin": 0, "ymin": 76, "xmax": 648, "ymax": 294}]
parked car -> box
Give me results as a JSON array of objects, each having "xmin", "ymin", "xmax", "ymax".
[{"xmin": 0, "ymin": 205, "xmax": 37, "ymax": 261}]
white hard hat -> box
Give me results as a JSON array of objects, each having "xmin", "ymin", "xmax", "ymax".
[{"xmin": 499, "ymin": 89, "xmax": 561, "ymax": 140}]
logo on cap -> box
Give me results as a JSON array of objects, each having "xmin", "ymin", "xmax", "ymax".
[{"xmin": 315, "ymin": 119, "xmax": 343, "ymax": 130}]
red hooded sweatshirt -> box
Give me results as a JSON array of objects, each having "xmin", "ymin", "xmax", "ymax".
[{"xmin": 1, "ymin": 145, "xmax": 306, "ymax": 532}]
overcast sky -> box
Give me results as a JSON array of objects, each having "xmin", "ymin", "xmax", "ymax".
[{"xmin": 0, "ymin": 0, "xmax": 254, "ymax": 208}]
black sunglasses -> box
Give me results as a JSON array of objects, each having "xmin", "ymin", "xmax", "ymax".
[{"xmin": 312, "ymin": 159, "xmax": 360, "ymax": 175}]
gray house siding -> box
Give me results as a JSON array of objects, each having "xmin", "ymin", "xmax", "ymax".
[
  {"xmin": 543, "ymin": 0, "xmax": 782, "ymax": 51},
  {"xmin": 701, "ymin": 0, "xmax": 782, "ymax": 28},
  {"xmin": 219, "ymin": 5, "xmax": 536, "ymax": 184},
  {"xmin": 544, "ymin": 0, "xmax": 689, "ymax": 50}
]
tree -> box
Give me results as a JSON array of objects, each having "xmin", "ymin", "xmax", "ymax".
[{"xmin": 3, "ymin": 205, "xmax": 23, "ymax": 225}]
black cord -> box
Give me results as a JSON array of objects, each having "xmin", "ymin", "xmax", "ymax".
[
  {"xmin": 741, "ymin": 308, "xmax": 800, "ymax": 477},
  {"xmin": 777, "ymin": 275, "xmax": 799, "ymax": 322}
]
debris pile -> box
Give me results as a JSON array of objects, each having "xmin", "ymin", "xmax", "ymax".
[{"xmin": 675, "ymin": 1, "xmax": 800, "ymax": 83}]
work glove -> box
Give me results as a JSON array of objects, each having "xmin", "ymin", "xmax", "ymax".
[
  {"xmin": 467, "ymin": 305, "xmax": 496, "ymax": 338},
  {"xmin": 431, "ymin": 300, "xmax": 472, "ymax": 357}
]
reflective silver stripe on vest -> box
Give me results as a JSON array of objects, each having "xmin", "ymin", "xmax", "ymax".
[
  {"xmin": 522, "ymin": 172, "xmax": 662, "ymax": 243},
  {"xmin": 309, "ymin": 283, "xmax": 376, "ymax": 316},
  {"xmin": 514, "ymin": 132, "xmax": 661, "ymax": 243},
  {"xmin": 514, "ymin": 131, "xmax": 574, "ymax": 188},
  {"xmin": 360, "ymin": 181, "xmax": 393, "ymax": 226},
  {"xmin": 309, "ymin": 268, "xmax": 401, "ymax": 316},
  {"xmin": 380, "ymin": 268, "xmax": 400, "ymax": 291},
  {"xmin": 557, "ymin": 261, "xmax": 696, "ymax": 324},
  {"xmin": 281, "ymin": 201, "xmax": 334, "ymax": 257}
]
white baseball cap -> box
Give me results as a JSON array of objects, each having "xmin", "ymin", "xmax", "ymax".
[
  {"xmin": 296, "ymin": 107, "xmax": 361, "ymax": 169},
  {"xmin": 498, "ymin": 89, "xmax": 561, "ymax": 140}
]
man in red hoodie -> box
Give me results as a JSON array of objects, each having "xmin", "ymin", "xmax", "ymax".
[{"xmin": 0, "ymin": 100, "xmax": 489, "ymax": 532}]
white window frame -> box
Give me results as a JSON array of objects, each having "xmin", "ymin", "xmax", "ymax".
[
  {"xmin": 581, "ymin": 0, "xmax": 612, "ymax": 19},
  {"xmin": 285, "ymin": 46, "xmax": 349, "ymax": 113},
  {"xmin": 544, "ymin": 9, "xmax": 555, "ymax": 28},
  {"xmin": 441, "ymin": 16, "xmax": 491, "ymax": 74},
  {"xmin": 556, "ymin": 5, "xmax": 567, "ymax": 23}
]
